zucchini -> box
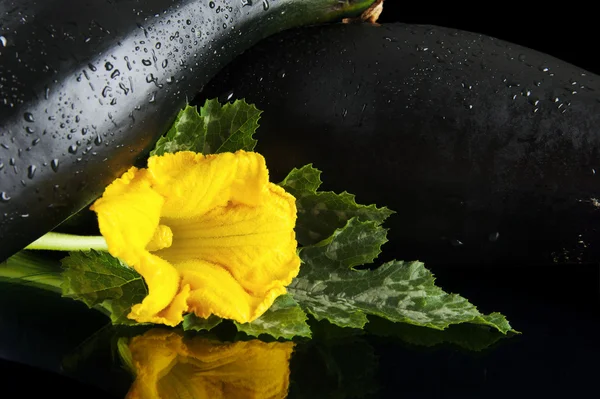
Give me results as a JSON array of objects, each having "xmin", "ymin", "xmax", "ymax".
[
  {"xmin": 198, "ymin": 22, "xmax": 600, "ymax": 266},
  {"xmin": 0, "ymin": 0, "xmax": 376, "ymax": 262}
]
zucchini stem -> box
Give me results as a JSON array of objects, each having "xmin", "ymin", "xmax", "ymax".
[{"xmin": 25, "ymin": 232, "xmax": 108, "ymax": 252}]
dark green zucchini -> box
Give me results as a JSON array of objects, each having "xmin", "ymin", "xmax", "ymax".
[
  {"xmin": 0, "ymin": 0, "xmax": 376, "ymax": 262},
  {"xmin": 198, "ymin": 23, "xmax": 600, "ymax": 266}
]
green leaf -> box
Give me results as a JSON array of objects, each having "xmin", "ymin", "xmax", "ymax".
[
  {"xmin": 298, "ymin": 217, "xmax": 389, "ymax": 272},
  {"xmin": 61, "ymin": 251, "xmax": 148, "ymax": 325},
  {"xmin": 289, "ymin": 218, "xmax": 514, "ymax": 334},
  {"xmin": 150, "ymin": 105, "xmax": 206, "ymax": 156},
  {"xmin": 234, "ymin": 294, "xmax": 312, "ymax": 340},
  {"xmin": 182, "ymin": 314, "xmax": 223, "ymax": 332},
  {"xmin": 150, "ymin": 99, "xmax": 261, "ymax": 156},
  {"xmin": 200, "ymin": 98, "xmax": 262, "ymax": 154},
  {"xmin": 279, "ymin": 165, "xmax": 394, "ymax": 246},
  {"xmin": 182, "ymin": 295, "xmax": 312, "ymax": 339}
]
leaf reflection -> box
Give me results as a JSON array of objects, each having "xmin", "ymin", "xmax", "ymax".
[{"xmin": 119, "ymin": 328, "xmax": 294, "ymax": 399}]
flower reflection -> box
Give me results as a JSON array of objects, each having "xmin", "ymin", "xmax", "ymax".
[{"xmin": 122, "ymin": 329, "xmax": 294, "ymax": 399}]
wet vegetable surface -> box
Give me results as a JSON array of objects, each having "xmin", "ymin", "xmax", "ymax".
[
  {"xmin": 198, "ymin": 21, "xmax": 600, "ymax": 266},
  {"xmin": 0, "ymin": 0, "xmax": 374, "ymax": 261}
]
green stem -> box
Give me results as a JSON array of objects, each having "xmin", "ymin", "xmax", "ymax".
[
  {"xmin": 237, "ymin": 0, "xmax": 378, "ymax": 37},
  {"xmin": 25, "ymin": 232, "xmax": 108, "ymax": 252}
]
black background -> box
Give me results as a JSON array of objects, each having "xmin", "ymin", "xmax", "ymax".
[
  {"xmin": 379, "ymin": 7, "xmax": 600, "ymax": 75},
  {"xmin": 2, "ymin": 4, "xmax": 599, "ymax": 398}
]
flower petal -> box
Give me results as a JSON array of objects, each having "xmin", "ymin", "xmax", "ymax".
[
  {"xmin": 229, "ymin": 150, "xmax": 270, "ymax": 207},
  {"xmin": 155, "ymin": 183, "xmax": 300, "ymax": 297},
  {"xmin": 147, "ymin": 151, "xmax": 237, "ymax": 220},
  {"xmin": 156, "ymin": 283, "xmax": 190, "ymax": 325},
  {"xmin": 147, "ymin": 151, "xmax": 270, "ymax": 220},
  {"xmin": 128, "ymin": 254, "xmax": 182, "ymax": 326},
  {"xmin": 91, "ymin": 167, "xmax": 163, "ymax": 266},
  {"xmin": 175, "ymin": 259, "xmax": 287, "ymax": 323}
]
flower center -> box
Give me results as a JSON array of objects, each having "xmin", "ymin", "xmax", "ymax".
[{"xmin": 146, "ymin": 224, "xmax": 174, "ymax": 252}]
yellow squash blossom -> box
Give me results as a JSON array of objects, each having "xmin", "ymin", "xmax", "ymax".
[
  {"xmin": 90, "ymin": 150, "xmax": 301, "ymax": 326},
  {"xmin": 123, "ymin": 329, "xmax": 294, "ymax": 399}
]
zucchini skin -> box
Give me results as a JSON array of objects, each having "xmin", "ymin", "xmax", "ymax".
[
  {"xmin": 0, "ymin": 0, "xmax": 375, "ymax": 261},
  {"xmin": 198, "ymin": 23, "xmax": 600, "ymax": 266}
]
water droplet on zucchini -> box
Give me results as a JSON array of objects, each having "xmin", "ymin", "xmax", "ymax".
[{"xmin": 27, "ymin": 165, "xmax": 36, "ymax": 179}]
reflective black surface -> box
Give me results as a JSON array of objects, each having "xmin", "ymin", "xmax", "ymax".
[{"xmin": 1, "ymin": 261, "xmax": 599, "ymax": 398}]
